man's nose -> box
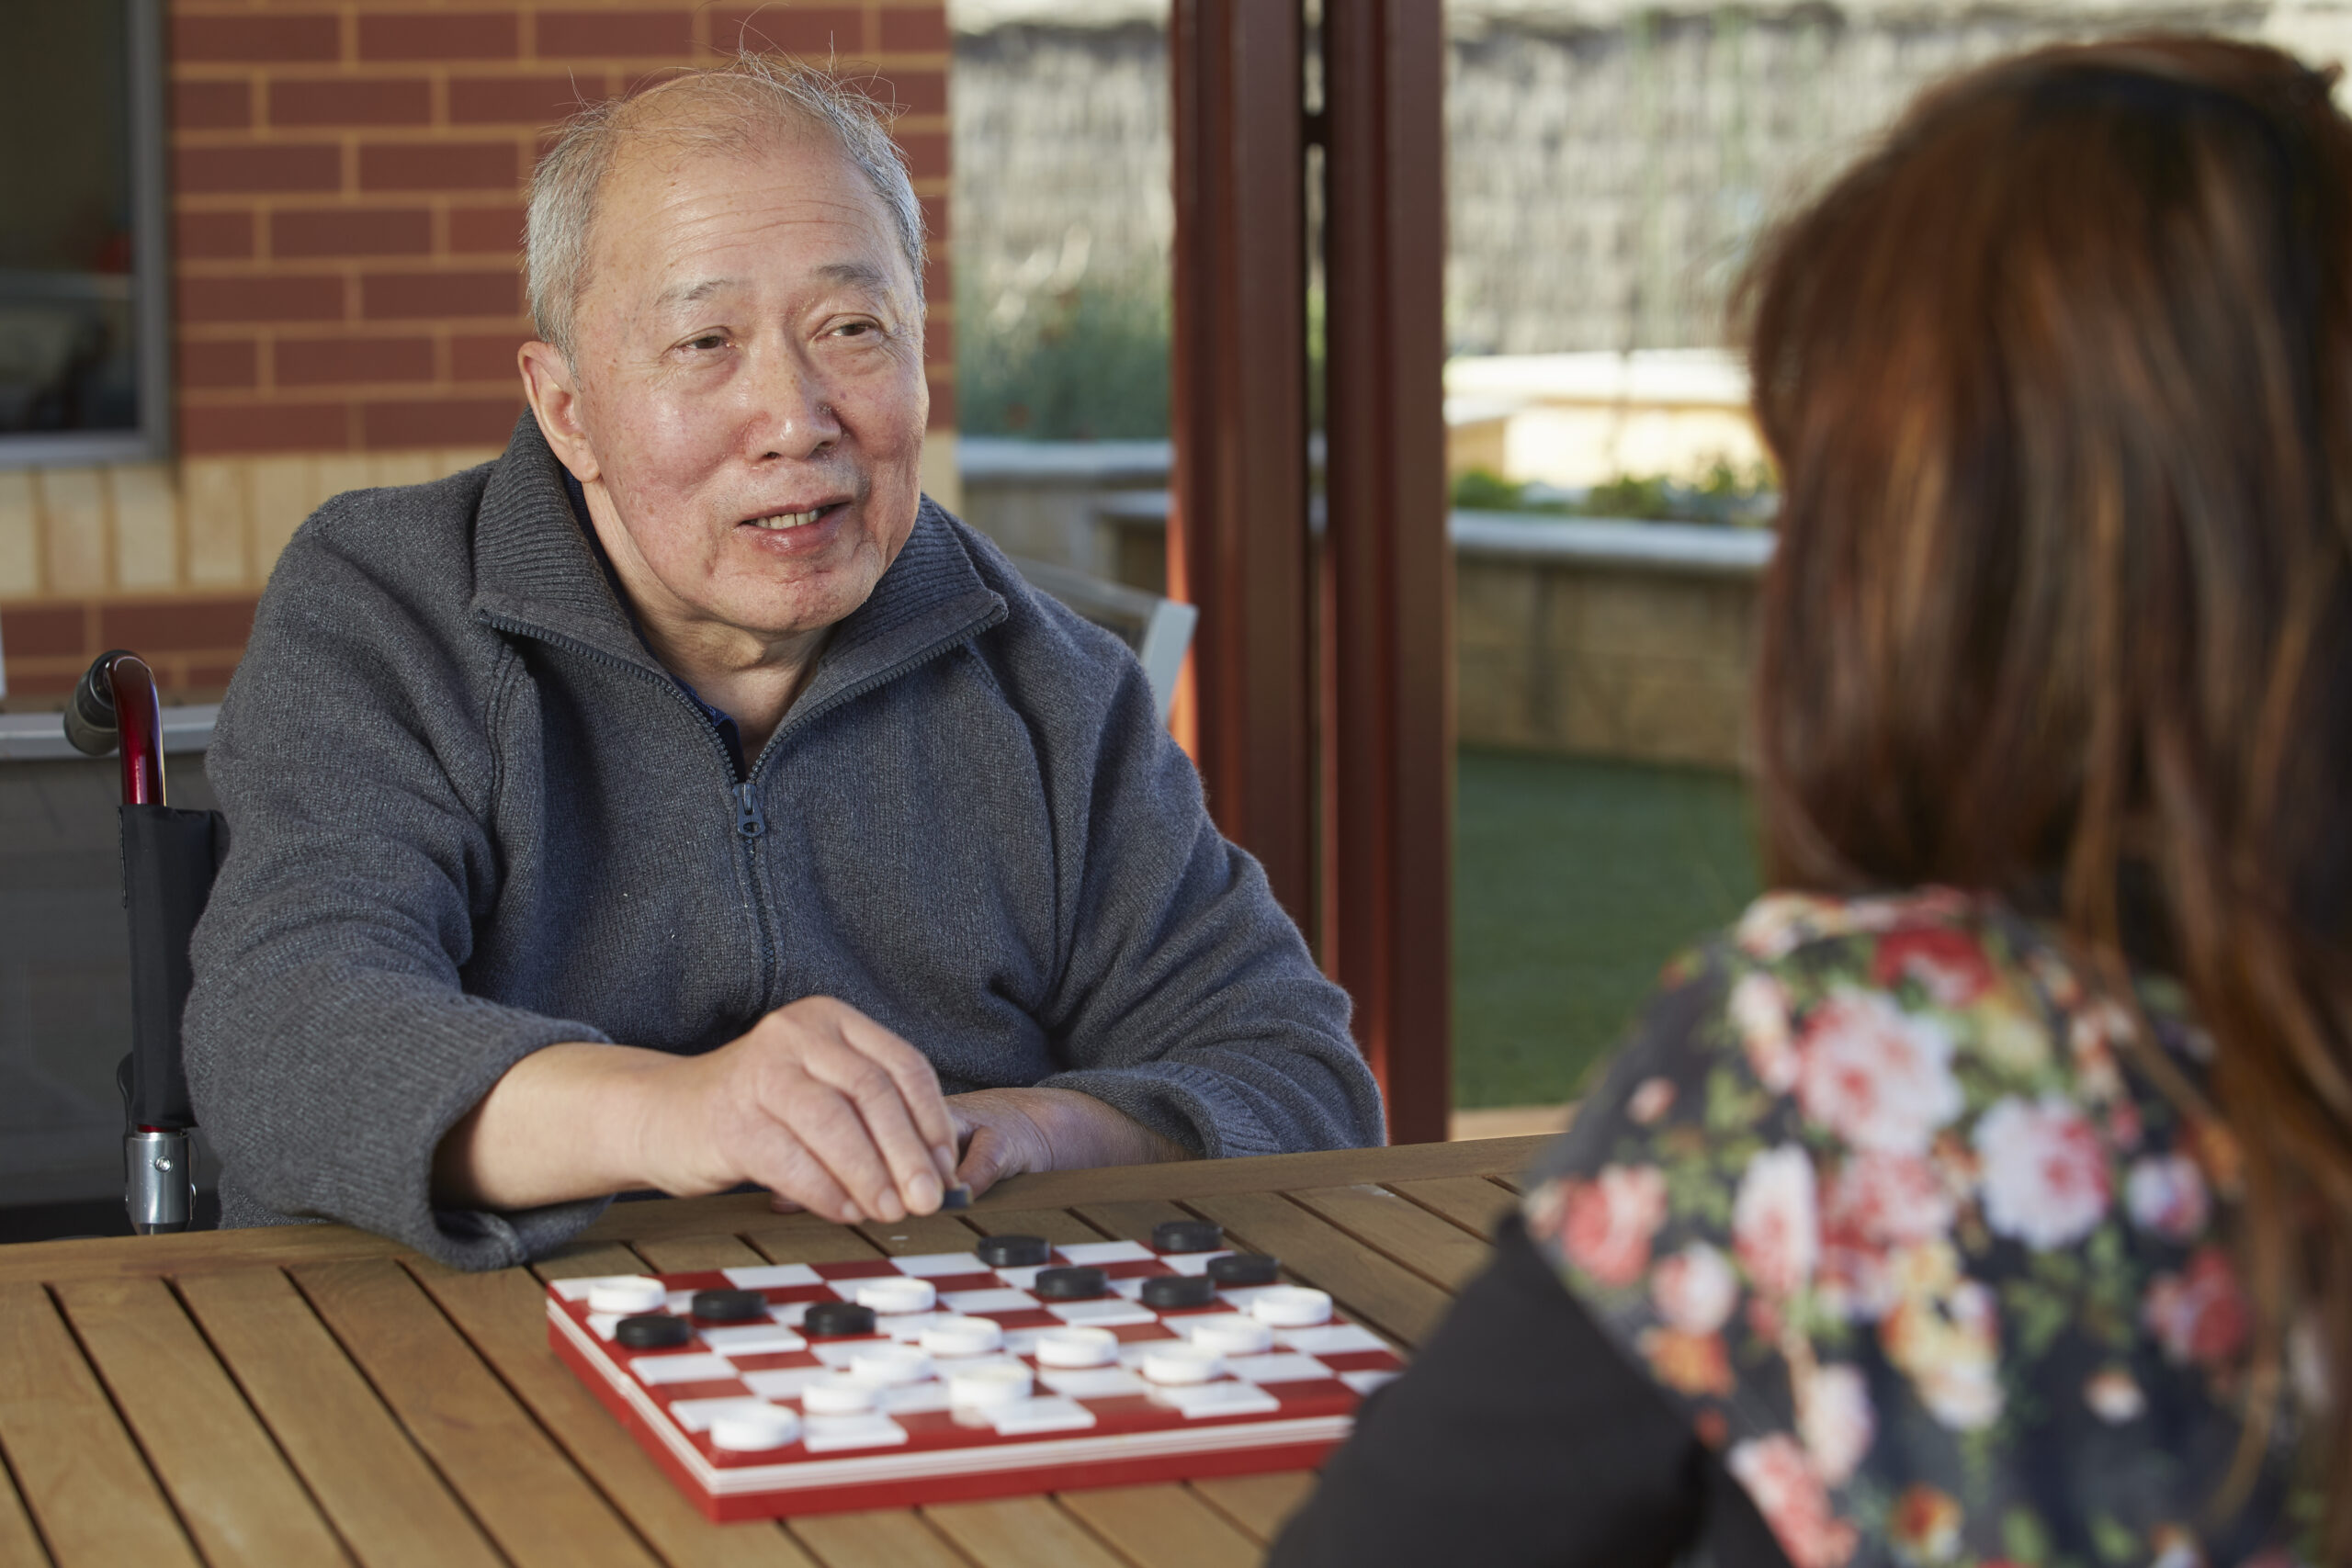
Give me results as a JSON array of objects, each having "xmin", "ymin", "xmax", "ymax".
[{"xmin": 743, "ymin": 345, "xmax": 843, "ymax": 461}]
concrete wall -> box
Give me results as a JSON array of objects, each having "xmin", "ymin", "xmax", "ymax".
[
  {"xmin": 956, "ymin": 452, "xmax": 1768, "ymax": 771},
  {"xmin": 1454, "ymin": 523, "xmax": 1760, "ymax": 769}
]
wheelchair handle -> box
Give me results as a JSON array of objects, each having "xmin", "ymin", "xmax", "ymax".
[{"xmin": 63, "ymin": 649, "xmax": 165, "ymax": 807}]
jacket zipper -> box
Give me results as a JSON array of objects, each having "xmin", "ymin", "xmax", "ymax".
[
  {"xmin": 481, "ymin": 602, "xmax": 1007, "ymax": 1003},
  {"xmin": 479, "ymin": 614, "xmax": 780, "ymax": 995}
]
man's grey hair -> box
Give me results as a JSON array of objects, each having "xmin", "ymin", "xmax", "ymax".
[{"xmin": 526, "ymin": 56, "xmax": 927, "ymax": 363}]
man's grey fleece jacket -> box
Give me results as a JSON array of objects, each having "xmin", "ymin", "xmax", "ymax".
[{"xmin": 186, "ymin": 416, "xmax": 1384, "ymax": 1270}]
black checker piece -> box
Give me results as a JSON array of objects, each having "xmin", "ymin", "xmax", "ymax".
[
  {"xmin": 615, "ymin": 1314, "xmax": 692, "ymax": 1349},
  {"xmin": 803, "ymin": 1301, "xmax": 879, "ymax": 1337},
  {"xmin": 1034, "ymin": 1266, "xmax": 1109, "ymax": 1300},
  {"xmin": 1208, "ymin": 1253, "xmax": 1280, "ymax": 1286},
  {"xmin": 689, "ymin": 1289, "xmax": 767, "ymax": 1322},
  {"xmin": 1139, "ymin": 1273, "xmax": 1217, "ymax": 1309},
  {"xmin": 977, "ymin": 1234, "xmax": 1051, "ymax": 1269},
  {"xmin": 1152, "ymin": 1219, "xmax": 1224, "ymax": 1254}
]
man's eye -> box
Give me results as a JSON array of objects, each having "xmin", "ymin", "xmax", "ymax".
[
  {"xmin": 836, "ymin": 321, "xmax": 876, "ymax": 339},
  {"xmin": 685, "ymin": 334, "xmax": 726, "ymax": 351}
]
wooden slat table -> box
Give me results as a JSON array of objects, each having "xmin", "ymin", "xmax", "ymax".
[{"xmin": 0, "ymin": 1136, "xmax": 1548, "ymax": 1568}]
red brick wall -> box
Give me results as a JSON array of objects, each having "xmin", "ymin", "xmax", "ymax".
[{"xmin": 167, "ymin": 1, "xmax": 956, "ymax": 457}]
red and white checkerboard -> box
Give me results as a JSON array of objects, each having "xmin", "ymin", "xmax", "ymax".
[{"xmin": 546, "ymin": 1240, "xmax": 1403, "ymax": 1520}]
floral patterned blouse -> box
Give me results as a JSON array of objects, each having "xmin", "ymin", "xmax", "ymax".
[{"xmin": 1522, "ymin": 888, "xmax": 2301, "ymax": 1568}]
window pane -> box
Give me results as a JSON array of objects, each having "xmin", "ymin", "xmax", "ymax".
[{"xmin": 0, "ymin": 3, "xmax": 141, "ymax": 438}]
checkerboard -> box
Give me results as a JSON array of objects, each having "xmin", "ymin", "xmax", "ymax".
[{"xmin": 545, "ymin": 1238, "xmax": 1404, "ymax": 1520}]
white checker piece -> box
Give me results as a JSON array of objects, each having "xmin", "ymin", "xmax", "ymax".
[
  {"xmin": 1037, "ymin": 1366, "xmax": 1149, "ymax": 1399},
  {"xmin": 1159, "ymin": 1382, "xmax": 1282, "ymax": 1419},
  {"xmin": 988, "ymin": 1396, "xmax": 1097, "ymax": 1436},
  {"xmin": 803, "ymin": 1414, "xmax": 908, "ymax": 1452},
  {"xmin": 553, "ymin": 1274, "xmax": 650, "ymax": 1303},
  {"xmin": 631, "ymin": 1353, "xmax": 737, "ymax": 1385},
  {"xmin": 1046, "ymin": 1298, "xmax": 1158, "ymax": 1328},
  {"xmin": 1171, "ymin": 1313, "xmax": 1257, "ymax": 1345},
  {"xmin": 1278, "ymin": 1323, "xmax": 1388, "ymax": 1356},
  {"xmin": 741, "ymin": 1367, "xmax": 837, "ymax": 1401},
  {"xmin": 1054, "ymin": 1240, "xmax": 1155, "ymax": 1267},
  {"xmin": 666, "ymin": 1396, "xmax": 775, "ymax": 1434},
  {"xmin": 1340, "ymin": 1370, "xmax": 1399, "ymax": 1396},
  {"xmin": 888, "ymin": 1252, "xmax": 990, "ymax": 1278},
  {"xmin": 938, "ymin": 1287, "xmax": 1039, "ymax": 1315},
  {"xmin": 1224, "ymin": 1353, "xmax": 1332, "ymax": 1383},
  {"xmin": 720, "ymin": 1264, "xmax": 824, "ymax": 1290},
  {"xmin": 1215, "ymin": 1286, "xmax": 1284, "ymax": 1314},
  {"xmin": 695, "ymin": 1325, "xmax": 808, "ymax": 1356},
  {"xmin": 1159, "ymin": 1250, "xmax": 1233, "ymax": 1276},
  {"xmin": 877, "ymin": 1312, "xmax": 948, "ymax": 1343}
]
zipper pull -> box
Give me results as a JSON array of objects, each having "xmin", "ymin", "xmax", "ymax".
[{"xmin": 733, "ymin": 781, "xmax": 766, "ymax": 839}]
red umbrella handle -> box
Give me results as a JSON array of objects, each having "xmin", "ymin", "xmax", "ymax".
[{"xmin": 106, "ymin": 654, "xmax": 165, "ymax": 807}]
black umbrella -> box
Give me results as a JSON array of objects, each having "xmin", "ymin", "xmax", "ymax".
[{"xmin": 65, "ymin": 650, "xmax": 224, "ymax": 1235}]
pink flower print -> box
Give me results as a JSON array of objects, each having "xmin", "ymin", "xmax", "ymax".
[
  {"xmin": 1733, "ymin": 972, "xmax": 1801, "ymax": 1093},
  {"xmin": 1973, "ymin": 1095, "xmax": 2112, "ymax": 1250},
  {"xmin": 1795, "ymin": 1361, "xmax": 1875, "ymax": 1486},
  {"xmin": 1627, "ymin": 1076, "xmax": 1678, "ymax": 1125},
  {"xmin": 1557, "ymin": 1165, "xmax": 1669, "ymax": 1289},
  {"xmin": 1819, "ymin": 1152, "xmax": 1958, "ymax": 1320},
  {"xmin": 2126, "ymin": 1154, "xmax": 2211, "ymax": 1244},
  {"xmin": 1871, "ymin": 926, "xmax": 1996, "ymax": 1010},
  {"xmin": 1736, "ymin": 1145, "xmax": 1821, "ymax": 1300},
  {"xmin": 2144, "ymin": 1248, "xmax": 2252, "ymax": 1371},
  {"xmin": 1795, "ymin": 989, "xmax": 1964, "ymax": 1156},
  {"xmin": 1652, "ymin": 1242, "xmax": 1740, "ymax": 1336},
  {"xmin": 1728, "ymin": 1434, "xmax": 1860, "ymax": 1568}
]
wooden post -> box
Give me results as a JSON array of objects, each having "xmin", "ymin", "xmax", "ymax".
[
  {"xmin": 1170, "ymin": 0, "xmax": 1452, "ymax": 1141},
  {"xmin": 1322, "ymin": 0, "xmax": 1453, "ymax": 1144},
  {"xmin": 1166, "ymin": 0, "xmax": 1317, "ymax": 931}
]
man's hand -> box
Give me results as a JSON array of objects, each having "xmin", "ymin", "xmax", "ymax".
[
  {"xmin": 769, "ymin": 1089, "xmax": 1190, "ymax": 1213},
  {"xmin": 946, "ymin": 1088, "xmax": 1191, "ymax": 1198},
  {"xmin": 434, "ymin": 997, "xmax": 960, "ymax": 1224}
]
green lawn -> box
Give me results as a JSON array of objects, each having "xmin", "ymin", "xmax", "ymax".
[{"xmin": 1453, "ymin": 749, "xmax": 1760, "ymax": 1109}]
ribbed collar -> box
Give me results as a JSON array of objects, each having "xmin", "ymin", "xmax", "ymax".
[{"xmin": 471, "ymin": 414, "xmax": 1006, "ymax": 739}]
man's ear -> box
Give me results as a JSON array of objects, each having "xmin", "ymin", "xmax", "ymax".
[{"xmin": 517, "ymin": 340, "xmax": 601, "ymax": 484}]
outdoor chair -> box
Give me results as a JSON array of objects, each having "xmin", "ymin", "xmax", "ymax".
[{"xmin": 1011, "ymin": 557, "xmax": 1198, "ymax": 723}]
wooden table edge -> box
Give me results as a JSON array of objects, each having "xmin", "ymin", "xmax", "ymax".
[{"xmin": 0, "ymin": 1137, "xmax": 1553, "ymax": 1284}]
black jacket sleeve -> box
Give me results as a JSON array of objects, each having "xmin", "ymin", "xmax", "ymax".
[{"xmin": 1267, "ymin": 1214, "xmax": 1790, "ymax": 1568}]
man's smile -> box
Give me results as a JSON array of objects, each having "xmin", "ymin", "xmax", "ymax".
[{"xmin": 742, "ymin": 499, "xmax": 849, "ymax": 531}]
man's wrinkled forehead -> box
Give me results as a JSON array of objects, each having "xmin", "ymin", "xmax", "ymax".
[{"xmin": 583, "ymin": 119, "xmax": 910, "ymax": 315}]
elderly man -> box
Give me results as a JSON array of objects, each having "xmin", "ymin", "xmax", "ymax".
[{"xmin": 186, "ymin": 61, "xmax": 1382, "ymax": 1270}]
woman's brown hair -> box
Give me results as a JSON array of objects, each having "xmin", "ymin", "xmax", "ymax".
[{"xmin": 1746, "ymin": 34, "xmax": 2352, "ymax": 1540}]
